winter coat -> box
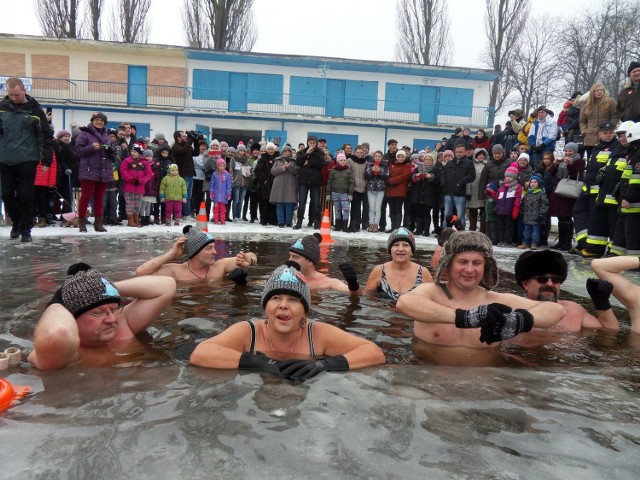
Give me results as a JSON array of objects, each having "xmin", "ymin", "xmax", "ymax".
[
  {"xmin": 55, "ymin": 140, "xmax": 80, "ymax": 188},
  {"xmin": 296, "ymin": 146, "xmax": 325, "ymax": 185},
  {"xmin": 385, "ymin": 160, "xmax": 413, "ymax": 198},
  {"xmin": 364, "ymin": 158, "xmax": 390, "ymax": 192},
  {"xmin": 472, "ymin": 136, "xmax": 490, "ymax": 150},
  {"xmin": 0, "ymin": 93, "xmax": 54, "ymax": 167},
  {"xmin": 548, "ymin": 155, "xmax": 585, "ymax": 217},
  {"xmin": 579, "ymin": 98, "xmax": 619, "ymax": 147},
  {"xmin": 209, "ymin": 170, "xmax": 232, "ymax": 203},
  {"xmin": 485, "ymin": 197, "xmax": 497, "ymax": 222},
  {"xmin": 159, "ymin": 174, "xmax": 187, "ymax": 202},
  {"xmin": 466, "ymin": 152, "xmax": 487, "ymax": 209},
  {"xmin": 74, "ymin": 124, "xmax": 114, "ymax": 183},
  {"xmin": 478, "ymin": 158, "xmax": 509, "ymax": 200},
  {"xmin": 347, "ymin": 155, "xmax": 368, "ymax": 193},
  {"xmin": 521, "ymin": 188, "xmax": 549, "ymax": 225},
  {"xmin": 410, "ymin": 163, "xmax": 438, "ymax": 207},
  {"xmin": 617, "ymin": 82, "xmax": 640, "ymax": 122},
  {"xmin": 254, "ymin": 152, "xmax": 277, "ymax": 200},
  {"xmin": 584, "ymin": 138, "xmax": 620, "ymax": 190},
  {"xmin": 172, "ymin": 140, "xmax": 195, "ymax": 177},
  {"xmin": 617, "ymin": 144, "xmax": 640, "ymax": 214},
  {"xmin": 564, "ymin": 106, "xmax": 581, "ymax": 141},
  {"xmin": 270, "ymin": 156, "xmax": 299, "ymax": 204},
  {"xmin": 121, "ymin": 156, "xmax": 153, "ymax": 194},
  {"xmin": 144, "ymin": 158, "xmax": 162, "ymax": 197},
  {"xmin": 528, "ymin": 115, "xmax": 558, "ymax": 153},
  {"xmin": 596, "ymin": 146, "xmax": 630, "ymax": 207},
  {"xmin": 517, "ymin": 114, "xmax": 535, "ymax": 149},
  {"xmin": 34, "ymin": 150, "xmax": 58, "ymax": 187},
  {"xmin": 202, "ymin": 149, "xmax": 222, "ymax": 193},
  {"xmin": 440, "ymin": 157, "xmax": 476, "ymax": 197},
  {"xmin": 516, "ymin": 165, "xmax": 533, "ymax": 186},
  {"xmin": 495, "ymin": 181, "xmax": 522, "ymax": 218},
  {"xmin": 193, "ymin": 153, "xmax": 205, "ymax": 181},
  {"xmin": 327, "ymin": 165, "xmax": 355, "ymax": 196},
  {"xmin": 230, "ymin": 154, "xmax": 251, "ymax": 188}
]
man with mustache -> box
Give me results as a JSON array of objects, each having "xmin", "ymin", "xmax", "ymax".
[{"xmin": 515, "ymin": 250, "xmax": 619, "ymax": 332}]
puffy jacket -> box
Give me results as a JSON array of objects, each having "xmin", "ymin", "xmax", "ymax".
[
  {"xmin": 0, "ymin": 94, "xmax": 54, "ymax": 167},
  {"xmin": 441, "ymin": 157, "xmax": 476, "ymax": 196},
  {"xmin": 159, "ymin": 174, "xmax": 187, "ymax": 201},
  {"xmin": 209, "ymin": 170, "xmax": 232, "ymax": 203},
  {"xmin": 385, "ymin": 160, "xmax": 413, "ymax": 197},
  {"xmin": 326, "ymin": 165, "xmax": 355, "ymax": 196},
  {"xmin": 579, "ymin": 98, "xmax": 618, "ymax": 147},
  {"xmin": 364, "ymin": 158, "xmax": 389, "ymax": 192},
  {"xmin": 528, "ymin": 116, "xmax": 558, "ymax": 152},
  {"xmin": 495, "ymin": 182, "xmax": 522, "ymax": 217},
  {"xmin": 521, "ymin": 188, "xmax": 549, "ymax": 224},
  {"xmin": 121, "ymin": 156, "xmax": 153, "ymax": 194},
  {"xmin": 296, "ymin": 146, "xmax": 325, "ymax": 185},
  {"xmin": 144, "ymin": 159, "xmax": 162, "ymax": 197},
  {"xmin": 34, "ymin": 150, "xmax": 58, "ymax": 187},
  {"xmin": 74, "ymin": 124, "xmax": 114, "ymax": 183},
  {"xmin": 347, "ymin": 155, "xmax": 367, "ymax": 193}
]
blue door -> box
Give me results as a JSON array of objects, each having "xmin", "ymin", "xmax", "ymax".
[
  {"xmin": 195, "ymin": 124, "xmax": 210, "ymax": 143},
  {"xmin": 229, "ymin": 73, "xmax": 248, "ymax": 112},
  {"xmin": 128, "ymin": 66, "xmax": 147, "ymax": 107},
  {"xmin": 326, "ymin": 79, "xmax": 345, "ymax": 117},
  {"xmin": 307, "ymin": 132, "xmax": 358, "ymax": 157},
  {"xmin": 419, "ymin": 86, "xmax": 437, "ymax": 124}
]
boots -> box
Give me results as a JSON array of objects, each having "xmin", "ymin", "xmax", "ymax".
[
  {"xmin": 342, "ymin": 219, "xmax": 350, "ymax": 232},
  {"xmin": 127, "ymin": 214, "xmax": 136, "ymax": 227},
  {"xmin": 133, "ymin": 213, "xmax": 141, "ymax": 227},
  {"xmin": 154, "ymin": 215, "xmax": 161, "ymax": 225},
  {"xmin": 293, "ymin": 219, "xmax": 303, "ymax": 230},
  {"xmin": 553, "ymin": 221, "xmax": 573, "ymax": 251},
  {"xmin": 334, "ymin": 219, "xmax": 342, "ymax": 231},
  {"xmin": 94, "ymin": 217, "xmax": 107, "ymax": 232},
  {"xmin": 140, "ymin": 216, "xmax": 149, "ymax": 227},
  {"xmin": 78, "ymin": 216, "xmax": 87, "ymax": 233},
  {"xmin": 35, "ymin": 216, "xmax": 47, "ymax": 228}
]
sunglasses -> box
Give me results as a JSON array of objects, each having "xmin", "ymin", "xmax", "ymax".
[{"xmin": 535, "ymin": 275, "xmax": 563, "ymax": 284}]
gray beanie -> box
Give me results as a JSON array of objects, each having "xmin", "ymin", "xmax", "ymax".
[
  {"xmin": 492, "ymin": 144, "xmax": 505, "ymax": 154},
  {"xmin": 261, "ymin": 263, "xmax": 311, "ymax": 312},
  {"xmin": 61, "ymin": 263, "xmax": 121, "ymax": 318},
  {"xmin": 183, "ymin": 225, "xmax": 215, "ymax": 260},
  {"xmin": 387, "ymin": 227, "xmax": 416, "ymax": 254},
  {"xmin": 142, "ymin": 149, "xmax": 153, "ymax": 157},
  {"xmin": 564, "ymin": 142, "xmax": 579, "ymax": 152},
  {"xmin": 435, "ymin": 231, "xmax": 498, "ymax": 290},
  {"xmin": 289, "ymin": 233, "xmax": 322, "ymax": 264}
]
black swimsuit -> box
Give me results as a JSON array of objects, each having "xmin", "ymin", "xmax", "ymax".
[{"xmin": 246, "ymin": 320, "xmax": 317, "ymax": 360}]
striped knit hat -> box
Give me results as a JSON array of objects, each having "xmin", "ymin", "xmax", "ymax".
[
  {"xmin": 289, "ymin": 233, "xmax": 322, "ymax": 265},
  {"xmin": 183, "ymin": 225, "xmax": 215, "ymax": 259}
]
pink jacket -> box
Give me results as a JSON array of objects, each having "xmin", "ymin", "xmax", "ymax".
[{"xmin": 121, "ymin": 157, "xmax": 153, "ymax": 194}]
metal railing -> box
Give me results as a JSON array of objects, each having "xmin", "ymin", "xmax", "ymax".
[{"xmin": 13, "ymin": 76, "xmax": 492, "ymax": 128}]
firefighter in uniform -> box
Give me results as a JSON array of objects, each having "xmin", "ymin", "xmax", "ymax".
[
  {"xmin": 571, "ymin": 123, "xmax": 620, "ymax": 254},
  {"xmin": 583, "ymin": 122, "xmax": 633, "ymax": 257},
  {"xmin": 611, "ymin": 121, "xmax": 640, "ymax": 256}
]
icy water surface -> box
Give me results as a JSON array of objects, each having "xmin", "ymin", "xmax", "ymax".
[{"xmin": 1, "ymin": 231, "xmax": 639, "ymax": 479}]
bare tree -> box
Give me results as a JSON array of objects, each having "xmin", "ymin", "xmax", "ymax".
[
  {"xmin": 482, "ymin": 0, "xmax": 531, "ymax": 124},
  {"xmin": 183, "ymin": 0, "xmax": 256, "ymax": 51},
  {"xmin": 394, "ymin": 0, "xmax": 452, "ymax": 65},
  {"xmin": 555, "ymin": 0, "xmax": 640, "ymax": 97},
  {"xmin": 183, "ymin": 0, "xmax": 211, "ymax": 48},
  {"xmin": 86, "ymin": 0, "xmax": 104, "ymax": 40},
  {"xmin": 110, "ymin": 0, "xmax": 151, "ymax": 43},
  {"xmin": 35, "ymin": 0, "xmax": 81, "ymax": 38},
  {"xmin": 507, "ymin": 16, "xmax": 560, "ymax": 115}
]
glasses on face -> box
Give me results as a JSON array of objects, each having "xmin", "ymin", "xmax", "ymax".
[
  {"xmin": 535, "ymin": 275, "xmax": 563, "ymax": 284},
  {"xmin": 87, "ymin": 305, "xmax": 121, "ymax": 320}
]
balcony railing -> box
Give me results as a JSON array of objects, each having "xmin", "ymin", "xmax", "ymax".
[{"xmin": 11, "ymin": 76, "xmax": 492, "ymax": 128}]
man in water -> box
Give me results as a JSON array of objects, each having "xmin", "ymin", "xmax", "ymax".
[
  {"xmin": 592, "ymin": 256, "xmax": 640, "ymax": 333},
  {"xmin": 136, "ymin": 225, "xmax": 257, "ymax": 285},
  {"xmin": 287, "ymin": 233, "xmax": 361, "ymax": 294},
  {"xmin": 396, "ymin": 231, "xmax": 565, "ymax": 346},
  {"xmin": 514, "ymin": 250, "xmax": 619, "ymax": 332},
  {"xmin": 28, "ymin": 263, "xmax": 176, "ymax": 370}
]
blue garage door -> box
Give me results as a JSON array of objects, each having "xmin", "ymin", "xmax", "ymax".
[{"xmin": 128, "ymin": 66, "xmax": 147, "ymax": 107}]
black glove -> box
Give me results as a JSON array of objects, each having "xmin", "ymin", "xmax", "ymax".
[
  {"xmin": 455, "ymin": 303, "xmax": 512, "ymax": 329},
  {"xmin": 226, "ymin": 267, "xmax": 248, "ymax": 286},
  {"xmin": 238, "ymin": 352, "xmax": 282, "ymax": 374},
  {"xmin": 586, "ymin": 278, "xmax": 613, "ymax": 311},
  {"xmin": 492, "ymin": 308, "xmax": 534, "ymax": 343},
  {"xmin": 279, "ymin": 355, "xmax": 349, "ymax": 381},
  {"xmin": 133, "ymin": 178, "xmax": 139, "ymax": 185},
  {"xmin": 536, "ymin": 214, "xmax": 545, "ymax": 223},
  {"xmin": 339, "ymin": 263, "xmax": 359, "ymax": 292}
]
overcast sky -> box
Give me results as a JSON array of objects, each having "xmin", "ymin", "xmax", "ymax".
[{"xmin": 4, "ymin": 0, "xmax": 597, "ymax": 69}]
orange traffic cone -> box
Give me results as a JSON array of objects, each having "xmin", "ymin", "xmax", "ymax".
[
  {"xmin": 319, "ymin": 208, "xmax": 334, "ymax": 244},
  {"xmin": 196, "ymin": 201, "xmax": 209, "ymax": 232}
]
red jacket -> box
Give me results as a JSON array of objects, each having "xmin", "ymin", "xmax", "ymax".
[
  {"xmin": 385, "ymin": 160, "xmax": 413, "ymax": 197},
  {"xmin": 34, "ymin": 151, "xmax": 58, "ymax": 187}
]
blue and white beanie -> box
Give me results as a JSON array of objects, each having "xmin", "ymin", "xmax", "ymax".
[{"xmin": 261, "ymin": 263, "xmax": 311, "ymax": 312}]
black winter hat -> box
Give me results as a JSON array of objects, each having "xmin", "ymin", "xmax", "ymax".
[
  {"xmin": 289, "ymin": 233, "xmax": 322, "ymax": 265},
  {"xmin": 514, "ymin": 250, "xmax": 568, "ymax": 289},
  {"xmin": 628, "ymin": 61, "xmax": 640, "ymax": 76}
]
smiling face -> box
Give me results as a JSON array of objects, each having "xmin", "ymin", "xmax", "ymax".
[
  {"xmin": 76, "ymin": 303, "xmax": 121, "ymax": 347},
  {"xmin": 265, "ymin": 294, "xmax": 306, "ymax": 334},
  {"xmin": 449, "ymin": 252, "xmax": 485, "ymax": 290},
  {"xmin": 390, "ymin": 240, "xmax": 412, "ymax": 262}
]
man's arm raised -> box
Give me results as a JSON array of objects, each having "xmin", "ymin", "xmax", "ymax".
[
  {"xmin": 136, "ymin": 238, "xmax": 187, "ymax": 277},
  {"xmin": 592, "ymin": 256, "xmax": 640, "ymax": 333},
  {"xmin": 118, "ymin": 276, "xmax": 177, "ymax": 334},
  {"xmin": 28, "ymin": 303, "xmax": 81, "ymax": 370}
]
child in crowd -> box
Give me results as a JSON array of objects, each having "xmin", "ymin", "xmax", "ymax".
[
  {"xmin": 120, "ymin": 144, "xmax": 152, "ymax": 227},
  {"xmin": 518, "ymin": 174, "xmax": 549, "ymax": 250},
  {"xmin": 140, "ymin": 149, "xmax": 161, "ymax": 226},
  {"xmin": 159, "ymin": 164, "xmax": 187, "ymax": 226},
  {"xmin": 326, "ymin": 152, "xmax": 355, "ymax": 232},
  {"xmin": 484, "ymin": 182, "xmax": 499, "ymax": 245},
  {"xmin": 209, "ymin": 158, "xmax": 232, "ymax": 224},
  {"xmin": 495, "ymin": 162, "xmax": 522, "ymax": 247}
]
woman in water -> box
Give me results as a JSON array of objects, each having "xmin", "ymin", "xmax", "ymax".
[
  {"xmin": 364, "ymin": 228, "xmax": 433, "ymax": 301},
  {"xmin": 190, "ymin": 263, "xmax": 385, "ymax": 381}
]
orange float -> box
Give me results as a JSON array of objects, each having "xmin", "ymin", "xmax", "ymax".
[{"xmin": 0, "ymin": 378, "xmax": 30, "ymax": 412}]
